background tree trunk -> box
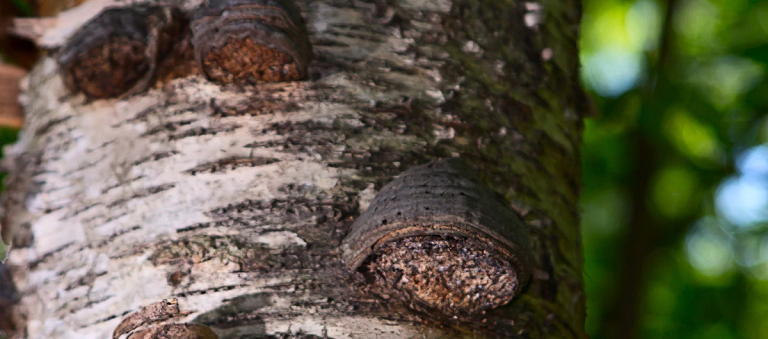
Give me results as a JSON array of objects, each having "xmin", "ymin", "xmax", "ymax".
[{"xmin": 1, "ymin": 0, "xmax": 588, "ymax": 338}]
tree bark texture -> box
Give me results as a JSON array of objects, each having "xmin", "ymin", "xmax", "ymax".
[{"xmin": 1, "ymin": 0, "xmax": 587, "ymax": 337}]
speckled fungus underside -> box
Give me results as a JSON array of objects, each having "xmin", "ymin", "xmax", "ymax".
[
  {"xmin": 341, "ymin": 158, "xmax": 533, "ymax": 316},
  {"xmin": 190, "ymin": 0, "xmax": 312, "ymax": 84},
  {"xmin": 57, "ymin": 6, "xmax": 181, "ymax": 99}
]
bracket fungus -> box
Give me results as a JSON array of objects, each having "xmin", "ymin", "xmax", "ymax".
[
  {"xmin": 58, "ymin": 6, "xmax": 182, "ymax": 99},
  {"xmin": 342, "ymin": 158, "xmax": 533, "ymax": 316},
  {"xmin": 191, "ymin": 0, "xmax": 313, "ymax": 84}
]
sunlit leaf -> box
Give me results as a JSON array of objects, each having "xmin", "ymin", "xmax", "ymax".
[
  {"xmin": 651, "ymin": 165, "xmax": 700, "ymax": 218},
  {"xmin": 664, "ymin": 108, "xmax": 726, "ymax": 163}
]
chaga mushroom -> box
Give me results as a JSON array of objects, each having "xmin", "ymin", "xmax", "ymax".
[
  {"xmin": 113, "ymin": 299, "xmax": 181, "ymax": 339},
  {"xmin": 58, "ymin": 6, "xmax": 182, "ymax": 99},
  {"xmin": 190, "ymin": 0, "xmax": 312, "ymax": 84},
  {"xmin": 341, "ymin": 158, "xmax": 533, "ymax": 317}
]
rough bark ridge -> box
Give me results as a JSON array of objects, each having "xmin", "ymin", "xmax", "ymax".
[{"xmin": 1, "ymin": 0, "xmax": 586, "ymax": 338}]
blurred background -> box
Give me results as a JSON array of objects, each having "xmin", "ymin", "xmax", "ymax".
[
  {"xmin": 1, "ymin": 0, "xmax": 768, "ymax": 338},
  {"xmin": 581, "ymin": 0, "xmax": 768, "ymax": 338}
]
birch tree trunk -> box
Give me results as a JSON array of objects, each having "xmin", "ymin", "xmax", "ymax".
[{"xmin": 1, "ymin": 0, "xmax": 588, "ymax": 337}]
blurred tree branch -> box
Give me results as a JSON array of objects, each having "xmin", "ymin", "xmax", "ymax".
[{"xmin": 599, "ymin": 0, "xmax": 683, "ymax": 338}]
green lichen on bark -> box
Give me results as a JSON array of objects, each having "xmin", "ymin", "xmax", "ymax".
[
  {"xmin": 430, "ymin": 0, "xmax": 587, "ymax": 337},
  {"xmin": 322, "ymin": 0, "xmax": 587, "ymax": 336}
]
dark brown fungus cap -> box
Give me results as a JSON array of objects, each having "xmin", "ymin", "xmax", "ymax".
[
  {"xmin": 58, "ymin": 6, "xmax": 182, "ymax": 99},
  {"xmin": 190, "ymin": 0, "xmax": 312, "ymax": 84},
  {"xmin": 113, "ymin": 299, "xmax": 218, "ymax": 339},
  {"xmin": 341, "ymin": 158, "xmax": 533, "ymax": 316}
]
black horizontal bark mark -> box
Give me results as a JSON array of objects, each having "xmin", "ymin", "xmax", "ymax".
[
  {"xmin": 142, "ymin": 120, "xmax": 196, "ymax": 137},
  {"xmin": 41, "ymin": 204, "xmax": 66, "ymax": 214},
  {"xmin": 203, "ymin": 197, "xmax": 356, "ymax": 240},
  {"xmin": 34, "ymin": 116, "xmax": 73, "ymax": 136},
  {"xmin": 84, "ymin": 211, "xmax": 129, "ymax": 226},
  {"xmin": 64, "ymin": 202, "xmax": 104, "ymax": 219},
  {"xmin": 309, "ymin": 52, "xmax": 363, "ymax": 72},
  {"xmin": 185, "ymin": 157, "xmax": 280, "ymax": 175},
  {"xmin": 63, "ymin": 271, "xmax": 107, "ymax": 292},
  {"xmin": 322, "ymin": 31, "xmax": 387, "ymax": 44},
  {"xmin": 114, "ymin": 106, "xmax": 163, "ymax": 127},
  {"xmin": 309, "ymin": 53, "xmax": 369, "ymax": 70},
  {"xmin": 176, "ymin": 222, "xmax": 217, "ymax": 233},
  {"xmin": 63, "ymin": 155, "xmax": 107, "ymax": 178},
  {"xmin": 115, "ymin": 103, "xmax": 210, "ymax": 128},
  {"xmin": 25, "ymin": 225, "xmax": 142, "ymax": 267},
  {"xmin": 108, "ymin": 245, "xmax": 153, "ymax": 260},
  {"xmin": 98, "ymin": 211, "xmax": 124, "ymax": 224},
  {"xmin": 173, "ymin": 284, "xmax": 250, "ymax": 298},
  {"xmin": 309, "ymin": 37, "xmax": 350, "ymax": 48},
  {"xmin": 133, "ymin": 151, "xmax": 180, "ymax": 167},
  {"xmin": 89, "ymin": 225, "xmax": 142, "ymax": 249},
  {"xmin": 242, "ymin": 121, "xmax": 350, "ymax": 162},
  {"xmin": 247, "ymin": 120, "xmax": 341, "ymax": 138},
  {"xmin": 329, "ymin": 23, "xmax": 392, "ymax": 35},
  {"xmin": 101, "ymin": 176, "xmax": 146, "ymax": 194},
  {"xmin": 85, "ymin": 140, "xmax": 116, "ymax": 154},
  {"xmin": 358, "ymin": 58, "xmax": 421, "ymax": 76},
  {"xmin": 210, "ymin": 97, "xmax": 301, "ymax": 117},
  {"xmin": 106, "ymin": 183, "xmax": 176, "ymax": 208},
  {"xmin": 29, "ymin": 242, "xmax": 76, "ymax": 269},
  {"xmin": 58, "ymin": 287, "xmax": 110, "ymax": 314},
  {"xmin": 168, "ymin": 125, "xmax": 241, "ymax": 141}
]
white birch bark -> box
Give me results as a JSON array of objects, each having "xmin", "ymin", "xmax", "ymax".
[{"xmin": 1, "ymin": 0, "xmax": 588, "ymax": 338}]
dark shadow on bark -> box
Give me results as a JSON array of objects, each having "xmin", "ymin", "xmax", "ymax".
[
  {"xmin": 193, "ymin": 292, "xmax": 270, "ymax": 338},
  {"xmin": 0, "ymin": 264, "xmax": 19, "ymax": 338}
]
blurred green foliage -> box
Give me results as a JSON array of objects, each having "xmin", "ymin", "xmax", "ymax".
[
  {"xmin": 580, "ymin": 0, "xmax": 768, "ymax": 338},
  {"xmin": 0, "ymin": 128, "xmax": 18, "ymax": 192},
  {"xmin": 8, "ymin": 0, "xmax": 33, "ymax": 16}
]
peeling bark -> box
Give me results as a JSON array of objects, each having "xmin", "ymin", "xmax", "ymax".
[{"xmin": 1, "ymin": 0, "xmax": 587, "ymax": 338}]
